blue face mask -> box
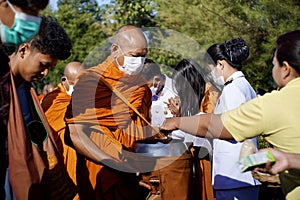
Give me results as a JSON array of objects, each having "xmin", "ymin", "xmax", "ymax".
[{"xmin": 0, "ymin": 1, "xmax": 41, "ymax": 45}]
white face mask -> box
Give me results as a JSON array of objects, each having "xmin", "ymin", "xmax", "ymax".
[
  {"xmin": 150, "ymin": 86, "xmax": 158, "ymax": 96},
  {"xmin": 66, "ymin": 85, "xmax": 74, "ymax": 96},
  {"xmin": 117, "ymin": 56, "xmax": 145, "ymax": 75},
  {"xmin": 211, "ymin": 71, "xmax": 225, "ymax": 86},
  {"xmin": 62, "ymin": 76, "xmax": 74, "ymax": 96}
]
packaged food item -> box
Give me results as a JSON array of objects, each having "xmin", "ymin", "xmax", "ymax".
[
  {"xmin": 238, "ymin": 151, "xmax": 276, "ymax": 172},
  {"xmin": 239, "ymin": 139, "xmax": 255, "ymax": 160}
]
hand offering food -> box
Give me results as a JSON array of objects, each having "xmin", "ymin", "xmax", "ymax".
[{"xmin": 165, "ymin": 96, "xmax": 181, "ymax": 116}]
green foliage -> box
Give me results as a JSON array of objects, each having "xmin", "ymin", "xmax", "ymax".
[
  {"xmin": 153, "ymin": 0, "xmax": 299, "ymax": 91},
  {"xmin": 38, "ymin": 0, "xmax": 299, "ymax": 93},
  {"xmin": 34, "ymin": 0, "xmax": 299, "ymax": 150},
  {"xmin": 258, "ymin": 135, "xmax": 271, "ymax": 149},
  {"xmin": 55, "ymin": 0, "xmax": 106, "ymax": 62},
  {"xmin": 104, "ymin": 0, "xmax": 157, "ymax": 28}
]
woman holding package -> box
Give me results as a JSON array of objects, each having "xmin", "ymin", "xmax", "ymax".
[
  {"xmin": 160, "ymin": 30, "xmax": 300, "ymax": 200},
  {"xmin": 207, "ymin": 38, "xmax": 260, "ymax": 200}
]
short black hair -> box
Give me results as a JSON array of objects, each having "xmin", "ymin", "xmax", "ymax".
[
  {"xmin": 30, "ymin": 16, "xmax": 72, "ymax": 60},
  {"xmin": 206, "ymin": 38, "xmax": 249, "ymax": 70},
  {"xmin": 172, "ymin": 58, "xmax": 206, "ymax": 116},
  {"xmin": 276, "ymin": 30, "xmax": 300, "ymax": 74},
  {"xmin": 141, "ymin": 58, "xmax": 161, "ymax": 81},
  {"xmin": 9, "ymin": 0, "xmax": 49, "ymax": 11}
]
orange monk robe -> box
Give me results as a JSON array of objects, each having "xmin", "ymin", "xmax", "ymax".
[
  {"xmin": 41, "ymin": 84, "xmax": 78, "ymax": 188},
  {"xmin": 193, "ymin": 82, "xmax": 219, "ymax": 200},
  {"xmin": 65, "ymin": 56, "xmax": 152, "ymax": 200},
  {"xmin": 200, "ymin": 82, "xmax": 220, "ymax": 113},
  {"xmin": 37, "ymin": 94, "xmax": 44, "ymax": 103}
]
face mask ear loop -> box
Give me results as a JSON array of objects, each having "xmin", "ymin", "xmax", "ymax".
[
  {"xmin": 113, "ymin": 44, "xmax": 124, "ymax": 68},
  {"xmin": 6, "ymin": 1, "xmax": 17, "ymax": 13},
  {"xmin": 62, "ymin": 76, "xmax": 69, "ymax": 91}
]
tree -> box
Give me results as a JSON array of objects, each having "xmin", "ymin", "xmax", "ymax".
[
  {"xmin": 38, "ymin": 0, "xmax": 299, "ymax": 92},
  {"xmin": 153, "ymin": 0, "xmax": 300, "ymax": 91},
  {"xmin": 104, "ymin": 0, "xmax": 157, "ymax": 29},
  {"xmin": 38, "ymin": 0, "xmax": 108, "ymax": 86}
]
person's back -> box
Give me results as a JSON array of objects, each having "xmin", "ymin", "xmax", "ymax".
[{"xmin": 207, "ymin": 38, "xmax": 260, "ymax": 200}]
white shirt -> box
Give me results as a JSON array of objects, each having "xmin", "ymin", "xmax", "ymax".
[
  {"xmin": 151, "ymin": 75, "xmax": 176, "ymax": 127},
  {"xmin": 212, "ymin": 71, "xmax": 260, "ymax": 189},
  {"xmin": 171, "ymin": 112, "xmax": 212, "ymax": 157}
]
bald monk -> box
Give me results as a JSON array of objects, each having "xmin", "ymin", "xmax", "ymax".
[
  {"xmin": 38, "ymin": 83, "xmax": 55, "ymax": 102},
  {"xmin": 41, "ymin": 62, "xmax": 84, "ymax": 189},
  {"xmin": 65, "ymin": 25, "xmax": 152, "ymax": 199}
]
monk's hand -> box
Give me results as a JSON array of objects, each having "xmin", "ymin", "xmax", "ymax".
[{"xmin": 159, "ymin": 117, "xmax": 180, "ymax": 132}]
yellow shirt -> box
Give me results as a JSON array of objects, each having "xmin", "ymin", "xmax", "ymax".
[
  {"xmin": 222, "ymin": 77, "xmax": 300, "ymax": 153},
  {"xmin": 222, "ymin": 77, "xmax": 300, "ymax": 199}
]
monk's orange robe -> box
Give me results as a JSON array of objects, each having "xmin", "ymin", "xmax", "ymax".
[
  {"xmin": 193, "ymin": 82, "xmax": 219, "ymax": 200},
  {"xmin": 41, "ymin": 84, "xmax": 78, "ymax": 189},
  {"xmin": 65, "ymin": 56, "xmax": 152, "ymax": 200},
  {"xmin": 200, "ymin": 82, "xmax": 220, "ymax": 113},
  {"xmin": 37, "ymin": 94, "xmax": 44, "ymax": 103}
]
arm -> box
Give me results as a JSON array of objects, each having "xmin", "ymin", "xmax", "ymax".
[
  {"xmin": 67, "ymin": 123, "xmax": 136, "ymax": 172},
  {"xmin": 160, "ymin": 113, "xmax": 234, "ymax": 140},
  {"xmin": 256, "ymin": 148, "xmax": 300, "ymax": 174}
]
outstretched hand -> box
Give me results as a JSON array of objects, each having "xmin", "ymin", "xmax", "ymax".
[
  {"xmin": 166, "ymin": 96, "xmax": 181, "ymax": 116},
  {"xmin": 159, "ymin": 117, "xmax": 180, "ymax": 132},
  {"xmin": 254, "ymin": 148, "xmax": 288, "ymax": 175}
]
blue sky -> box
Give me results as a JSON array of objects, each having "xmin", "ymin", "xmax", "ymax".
[{"xmin": 49, "ymin": 0, "xmax": 110, "ymax": 10}]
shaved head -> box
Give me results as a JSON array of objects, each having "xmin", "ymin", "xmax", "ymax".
[
  {"xmin": 42, "ymin": 83, "xmax": 55, "ymax": 96},
  {"xmin": 111, "ymin": 25, "xmax": 148, "ymax": 68},
  {"xmin": 64, "ymin": 62, "xmax": 84, "ymax": 84},
  {"xmin": 113, "ymin": 25, "xmax": 147, "ymax": 53}
]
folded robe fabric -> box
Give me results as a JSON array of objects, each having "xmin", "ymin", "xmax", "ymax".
[
  {"xmin": 7, "ymin": 72, "xmax": 77, "ymax": 200},
  {"xmin": 65, "ymin": 56, "xmax": 152, "ymax": 148},
  {"xmin": 64, "ymin": 56, "xmax": 152, "ymax": 199},
  {"xmin": 41, "ymin": 83, "xmax": 78, "ymax": 186}
]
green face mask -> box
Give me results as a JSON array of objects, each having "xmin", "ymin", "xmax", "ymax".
[{"xmin": 0, "ymin": 1, "xmax": 41, "ymax": 45}]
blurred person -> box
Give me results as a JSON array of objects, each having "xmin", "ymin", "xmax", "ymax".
[
  {"xmin": 159, "ymin": 30, "xmax": 300, "ymax": 200},
  {"xmin": 0, "ymin": 0, "xmax": 49, "ymax": 45},
  {"xmin": 0, "ymin": 0, "xmax": 49, "ymax": 79},
  {"xmin": 42, "ymin": 83, "xmax": 55, "ymax": 96},
  {"xmin": 141, "ymin": 58, "xmax": 176, "ymax": 127},
  {"xmin": 140, "ymin": 58, "xmax": 161, "ymax": 88},
  {"xmin": 38, "ymin": 83, "xmax": 55, "ymax": 102}
]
